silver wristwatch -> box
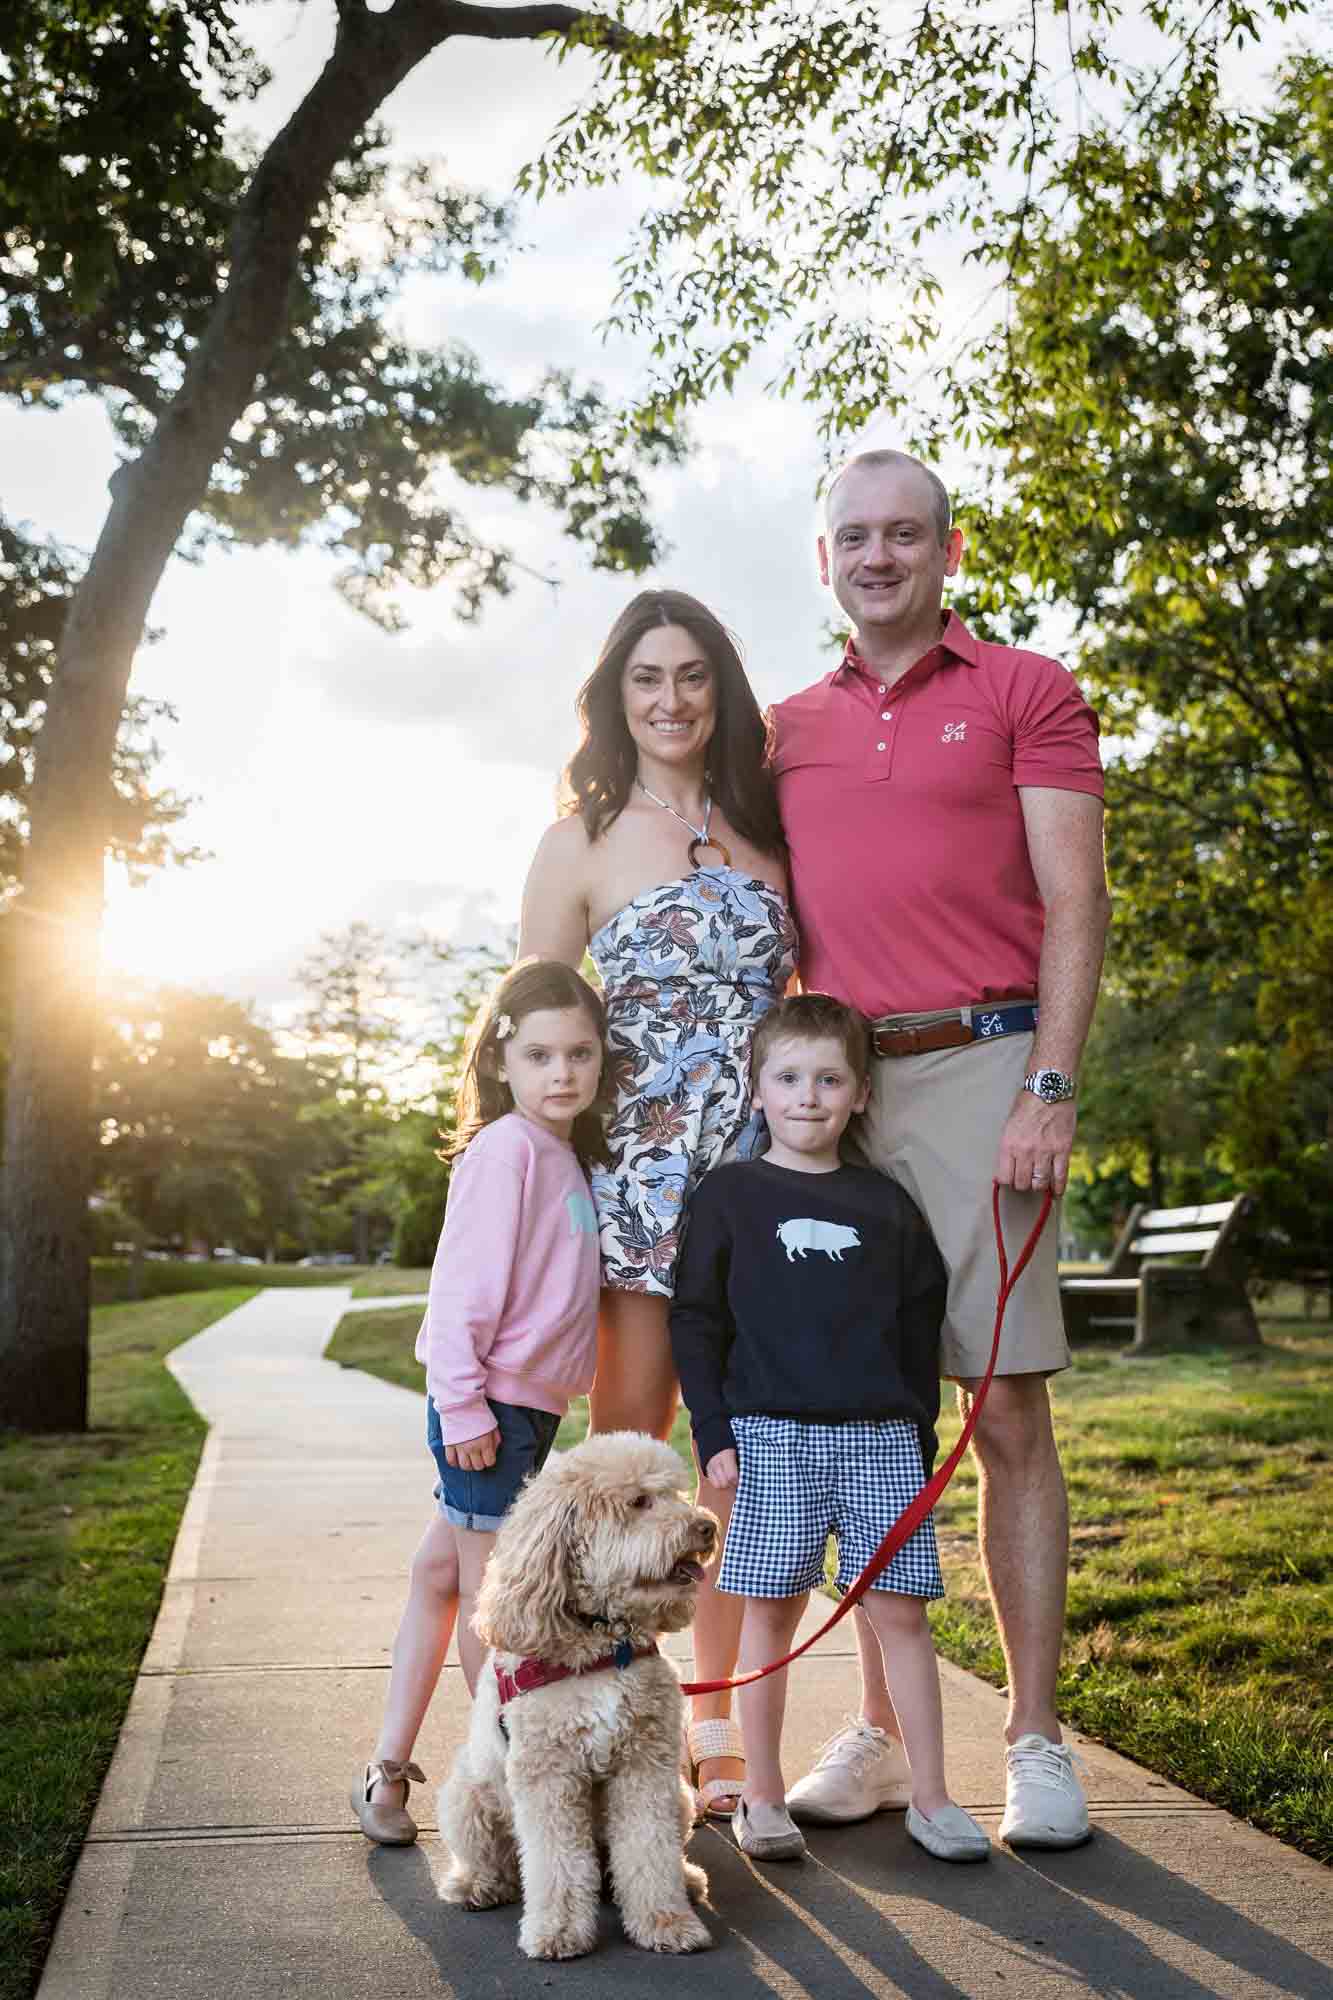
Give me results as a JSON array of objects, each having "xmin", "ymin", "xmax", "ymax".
[{"xmin": 1024, "ymin": 1068, "xmax": 1076, "ymax": 1104}]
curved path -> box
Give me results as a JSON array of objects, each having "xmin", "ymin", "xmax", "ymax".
[{"xmin": 38, "ymin": 1287, "xmax": 1333, "ymax": 1998}]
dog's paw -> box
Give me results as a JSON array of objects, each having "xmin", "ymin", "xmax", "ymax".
[
  {"xmin": 518, "ymin": 1920, "xmax": 597, "ymax": 1961},
  {"xmin": 439, "ymin": 1867, "xmax": 518, "ymax": 1912},
  {"xmin": 683, "ymin": 1859, "xmax": 709, "ymax": 1904},
  {"xmin": 628, "ymin": 1907, "xmax": 713, "ymax": 1955}
]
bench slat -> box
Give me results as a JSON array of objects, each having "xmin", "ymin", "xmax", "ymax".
[
  {"xmin": 1061, "ymin": 1278, "xmax": 1139, "ymax": 1293},
  {"xmin": 1138, "ymin": 1201, "xmax": 1237, "ymax": 1228},
  {"xmin": 1129, "ymin": 1231, "xmax": 1220, "ymax": 1256}
]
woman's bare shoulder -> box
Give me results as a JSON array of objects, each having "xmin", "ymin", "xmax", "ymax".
[
  {"xmin": 533, "ymin": 812, "xmax": 593, "ymax": 861},
  {"xmin": 520, "ymin": 814, "xmax": 597, "ymax": 962}
]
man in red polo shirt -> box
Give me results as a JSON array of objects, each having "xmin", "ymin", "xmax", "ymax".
[{"xmin": 773, "ymin": 450, "xmax": 1111, "ymax": 1849}]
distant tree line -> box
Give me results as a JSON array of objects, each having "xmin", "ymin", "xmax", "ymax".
[{"xmin": 89, "ymin": 922, "xmax": 505, "ymax": 1271}]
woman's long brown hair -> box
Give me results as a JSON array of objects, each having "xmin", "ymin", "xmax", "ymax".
[
  {"xmin": 561, "ymin": 588, "xmax": 785, "ymax": 857},
  {"xmin": 450, "ymin": 959, "xmax": 611, "ymax": 1167}
]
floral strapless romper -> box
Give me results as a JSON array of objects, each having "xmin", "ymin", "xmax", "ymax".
[{"xmin": 589, "ymin": 867, "xmax": 797, "ymax": 1297}]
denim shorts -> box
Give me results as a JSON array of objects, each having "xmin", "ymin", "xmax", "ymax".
[{"xmin": 426, "ymin": 1396, "xmax": 562, "ymax": 1532}]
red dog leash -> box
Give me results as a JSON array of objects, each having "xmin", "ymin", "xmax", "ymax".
[{"xmin": 678, "ymin": 1184, "xmax": 1054, "ymax": 1697}]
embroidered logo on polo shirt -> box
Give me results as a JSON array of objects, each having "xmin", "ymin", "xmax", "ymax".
[{"xmin": 941, "ymin": 720, "xmax": 968, "ymax": 743}]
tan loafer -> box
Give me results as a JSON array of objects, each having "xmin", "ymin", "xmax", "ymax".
[
  {"xmin": 731, "ymin": 1798, "xmax": 807, "ymax": 1862},
  {"xmin": 350, "ymin": 1758, "xmax": 425, "ymax": 1844},
  {"xmin": 906, "ymin": 1802, "xmax": 990, "ymax": 1862}
]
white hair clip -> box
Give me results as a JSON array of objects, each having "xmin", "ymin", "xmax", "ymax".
[{"xmin": 495, "ymin": 1013, "xmax": 515, "ymax": 1040}]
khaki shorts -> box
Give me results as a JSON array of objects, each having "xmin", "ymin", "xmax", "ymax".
[{"xmin": 850, "ymin": 1028, "xmax": 1069, "ymax": 1381}]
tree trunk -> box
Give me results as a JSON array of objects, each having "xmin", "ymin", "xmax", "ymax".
[{"xmin": 0, "ymin": 2, "xmax": 545, "ymax": 1430}]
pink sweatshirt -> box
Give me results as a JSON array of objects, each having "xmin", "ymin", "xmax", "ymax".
[{"xmin": 414, "ymin": 1112, "xmax": 600, "ymax": 1444}]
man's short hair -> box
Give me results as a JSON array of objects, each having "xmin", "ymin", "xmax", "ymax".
[
  {"xmin": 750, "ymin": 992, "xmax": 872, "ymax": 1090},
  {"xmin": 825, "ymin": 449, "xmax": 952, "ymax": 547}
]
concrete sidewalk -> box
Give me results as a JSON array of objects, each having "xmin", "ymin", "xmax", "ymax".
[{"xmin": 38, "ymin": 1288, "xmax": 1333, "ymax": 1999}]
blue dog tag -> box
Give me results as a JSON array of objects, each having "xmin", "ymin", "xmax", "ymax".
[{"xmin": 613, "ymin": 1639, "xmax": 634, "ymax": 1670}]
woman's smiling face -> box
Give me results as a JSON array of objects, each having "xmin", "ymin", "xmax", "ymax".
[{"xmin": 621, "ymin": 622, "xmax": 717, "ymax": 770}]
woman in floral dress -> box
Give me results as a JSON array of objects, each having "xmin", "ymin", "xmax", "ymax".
[{"xmin": 519, "ymin": 588, "xmax": 795, "ymax": 1815}]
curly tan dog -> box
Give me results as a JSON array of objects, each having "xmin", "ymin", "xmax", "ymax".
[{"xmin": 438, "ymin": 1433, "xmax": 718, "ymax": 1961}]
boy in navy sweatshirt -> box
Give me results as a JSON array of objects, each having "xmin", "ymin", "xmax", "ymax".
[{"xmin": 670, "ymin": 993, "xmax": 989, "ymax": 1866}]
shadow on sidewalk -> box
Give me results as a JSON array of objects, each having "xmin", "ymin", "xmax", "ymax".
[
  {"xmin": 363, "ymin": 1818, "xmax": 1328, "ymax": 1998},
  {"xmin": 365, "ymin": 1828, "xmax": 969, "ymax": 1996},
  {"xmin": 828, "ymin": 1821, "xmax": 1332, "ymax": 1999},
  {"xmin": 1017, "ymin": 1834, "xmax": 1331, "ymax": 1999}
]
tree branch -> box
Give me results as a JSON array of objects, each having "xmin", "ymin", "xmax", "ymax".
[
  {"xmin": 0, "ymin": 349, "xmax": 167, "ymax": 417},
  {"xmin": 434, "ymin": 0, "xmax": 633, "ymax": 49}
]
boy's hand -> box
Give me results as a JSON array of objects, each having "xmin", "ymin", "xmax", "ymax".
[
  {"xmin": 705, "ymin": 1448, "xmax": 739, "ymax": 1489},
  {"xmin": 445, "ymin": 1426, "xmax": 500, "ymax": 1471}
]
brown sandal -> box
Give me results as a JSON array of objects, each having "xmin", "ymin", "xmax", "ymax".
[{"xmin": 350, "ymin": 1758, "xmax": 426, "ymax": 1844}]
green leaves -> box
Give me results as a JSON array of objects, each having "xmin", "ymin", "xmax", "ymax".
[
  {"xmin": 1, "ymin": 3, "xmax": 261, "ymax": 389},
  {"xmin": 958, "ymin": 58, "xmax": 1333, "ymax": 1245},
  {"xmin": 530, "ymin": 0, "xmax": 1280, "ymax": 441},
  {"xmin": 2, "ymin": 6, "xmax": 673, "ymax": 639}
]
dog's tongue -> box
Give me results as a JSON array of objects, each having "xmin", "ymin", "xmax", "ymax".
[{"xmin": 674, "ymin": 1559, "xmax": 706, "ymax": 1583}]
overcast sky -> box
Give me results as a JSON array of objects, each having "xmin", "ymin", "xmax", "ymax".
[{"xmin": 4, "ymin": 3, "xmax": 1304, "ymax": 1019}]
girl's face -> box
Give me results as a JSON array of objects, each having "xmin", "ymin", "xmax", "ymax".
[
  {"xmin": 620, "ymin": 622, "xmax": 717, "ymax": 772},
  {"xmin": 497, "ymin": 1005, "xmax": 602, "ymax": 1140}
]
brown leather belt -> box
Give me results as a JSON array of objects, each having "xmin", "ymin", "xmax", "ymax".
[{"xmin": 872, "ymin": 999, "xmax": 1038, "ymax": 1060}]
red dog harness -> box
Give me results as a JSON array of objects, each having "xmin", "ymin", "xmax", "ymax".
[{"xmin": 495, "ymin": 1640, "xmax": 659, "ymax": 1712}]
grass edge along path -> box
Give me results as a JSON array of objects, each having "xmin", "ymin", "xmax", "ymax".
[
  {"xmin": 327, "ymin": 1302, "xmax": 1333, "ymax": 1866},
  {"xmin": 0, "ymin": 1288, "xmax": 254, "ymax": 2000}
]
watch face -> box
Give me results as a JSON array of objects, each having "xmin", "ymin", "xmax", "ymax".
[{"xmin": 1029, "ymin": 1069, "xmax": 1074, "ymax": 1103}]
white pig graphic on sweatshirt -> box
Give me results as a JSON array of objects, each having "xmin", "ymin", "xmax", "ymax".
[{"xmin": 776, "ymin": 1217, "xmax": 862, "ymax": 1262}]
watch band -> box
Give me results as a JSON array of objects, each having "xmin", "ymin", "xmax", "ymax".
[{"xmin": 1024, "ymin": 1068, "xmax": 1076, "ymax": 1104}]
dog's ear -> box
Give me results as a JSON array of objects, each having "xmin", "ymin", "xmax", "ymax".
[{"xmin": 472, "ymin": 1478, "xmax": 579, "ymax": 1658}]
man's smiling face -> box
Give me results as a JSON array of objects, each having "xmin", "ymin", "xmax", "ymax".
[{"xmin": 819, "ymin": 460, "xmax": 963, "ymax": 643}]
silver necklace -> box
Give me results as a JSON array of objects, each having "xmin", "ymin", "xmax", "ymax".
[{"xmin": 635, "ymin": 778, "xmax": 732, "ymax": 869}]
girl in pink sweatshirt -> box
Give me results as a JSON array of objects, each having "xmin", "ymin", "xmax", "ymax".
[{"xmin": 351, "ymin": 959, "xmax": 609, "ymax": 1845}]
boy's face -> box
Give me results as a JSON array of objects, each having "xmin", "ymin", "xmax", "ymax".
[{"xmin": 752, "ymin": 1034, "xmax": 870, "ymax": 1161}]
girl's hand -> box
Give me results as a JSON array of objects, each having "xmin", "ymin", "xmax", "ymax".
[
  {"xmin": 705, "ymin": 1448, "xmax": 739, "ymax": 1489},
  {"xmin": 445, "ymin": 1427, "xmax": 500, "ymax": 1472}
]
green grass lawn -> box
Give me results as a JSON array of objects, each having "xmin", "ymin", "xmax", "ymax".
[
  {"xmin": 348, "ymin": 1267, "xmax": 432, "ymax": 1299},
  {"xmin": 326, "ymin": 1299, "xmax": 1332, "ymax": 1864},
  {"xmin": 0, "ymin": 1288, "xmax": 254, "ymax": 2000},
  {"xmin": 90, "ymin": 1258, "xmax": 375, "ymax": 1306},
  {"xmin": 931, "ymin": 1316, "xmax": 1332, "ymax": 1864}
]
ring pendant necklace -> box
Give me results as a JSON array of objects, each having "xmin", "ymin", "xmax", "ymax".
[{"xmin": 636, "ymin": 778, "xmax": 732, "ymax": 870}]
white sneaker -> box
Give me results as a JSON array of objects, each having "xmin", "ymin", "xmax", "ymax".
[
  {"xmin": 785, "ymin": 1716, "xmax": 912, "ymax": 1824},
  {"xmin": 999, "ymin": 1734, "xmax": 1091, "ymax": 1849}
]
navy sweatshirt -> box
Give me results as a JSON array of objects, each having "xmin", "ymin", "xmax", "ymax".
[{"xmin": 669, "ymin": 1158, "xmax": 946, "ymax": 1471}]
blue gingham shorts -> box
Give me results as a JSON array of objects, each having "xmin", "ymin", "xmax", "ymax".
[{"xmin": 716, "ymin": 1414, "xmax": 944, "ymax": 1601}]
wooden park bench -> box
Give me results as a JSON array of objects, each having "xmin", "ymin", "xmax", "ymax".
[{"xmin": 1060, "ymin": 1195, "xmax": 1261, "ymax": 1353}]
